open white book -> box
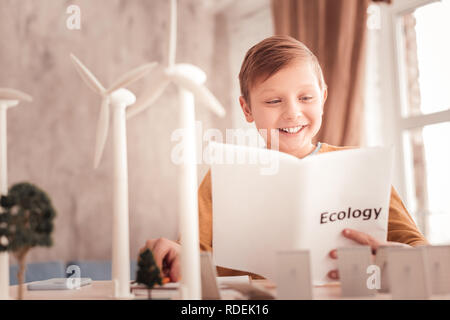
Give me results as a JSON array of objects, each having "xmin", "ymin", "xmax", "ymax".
[{"xmin": 208, "ymin": 142, "xmax": 393, "ymax": 285}]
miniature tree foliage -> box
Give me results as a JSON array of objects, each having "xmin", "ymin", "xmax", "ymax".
[
  {"xmin": 0, "ymin": 182, "xmax": 56, "ymax": 299},
  {"xmin": 136, "ymin": 248, "xmax": 162, "ymax": 289}
]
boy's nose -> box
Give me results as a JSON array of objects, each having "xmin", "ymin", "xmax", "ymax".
[{"xmin": 282, "ymin": 100, "xmax": 304, "ymax": 121}]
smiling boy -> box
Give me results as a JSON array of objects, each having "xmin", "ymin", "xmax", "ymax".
[{"xmin": 142, "ymin": 35, "xmax": 428, "ymax": 282}]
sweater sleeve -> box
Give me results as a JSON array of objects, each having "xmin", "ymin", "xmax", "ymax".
[
  {"xmin": 198, "ymin": 169, "xmax": 213, "ymax": 252},
  {"xmin": 175, "ymin": 170, "xmax": 212, "ymax": 248},
  {"xmin": 387, "ymin": 186, "xmax": 429, "ymax": 247}
]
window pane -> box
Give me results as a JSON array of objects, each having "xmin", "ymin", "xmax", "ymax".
[
  {"xmin": 399, "ymin": 0, "xmax": 450, "ymax": 117},
  {"xmin": 404, "ymin": 122, "xmax": 450, "ymax": 244},
  {"xmin": 423, "ymin": 122, "xmax": 450, "ymax": 244},
  {"xmin": 423, "ymin": 122, "xmax": 450, "ymax": 214}
]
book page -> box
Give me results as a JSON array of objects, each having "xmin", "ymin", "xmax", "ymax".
[
  {"xmin": 210, "ymin": 142, "xmax": 393, "ymax": 285},
  {"xmin": 291, "ymin": 147, "xmax": 393, "ymax": 284},
  {"xmin": 210, "ymin": 142, "xmax": 304, "ymax": 282}
]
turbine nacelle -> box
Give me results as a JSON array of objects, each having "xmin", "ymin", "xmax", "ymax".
[
  {"xmin": 0, "ymin": 101, "xmax": 19, "ymax": 108},
  {"xmin": 166, "ymin": 63, "xmax": 207, "ymax": 85},
  {"xmin": 110, "ymin": 88, "xmax": 136, "ymax": 108},
  {"xmin": 0, "ymin": 88, "xmax": 32, "ymax": 109}
]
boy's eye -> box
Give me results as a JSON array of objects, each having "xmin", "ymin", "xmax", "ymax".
[
  {"xmin": 299, "ymin": 96, "xmax": 313, "ymax": 102},
  {"xmin": 266, "ymin": 99, "xmax": 281, "ymax": 104}
]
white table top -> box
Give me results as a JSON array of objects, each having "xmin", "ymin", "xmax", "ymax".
[
  {"xmin": 8, "ymin": 280, "xmax": 450, "ymax": 300},
  {"xmin": 9, "ymin": 280, "xmax": 119, "ymax": 300}
]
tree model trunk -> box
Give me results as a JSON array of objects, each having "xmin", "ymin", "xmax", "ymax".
[{"xmin": 15, "ymin": 247, "xmax": 29, "ymax": 300}]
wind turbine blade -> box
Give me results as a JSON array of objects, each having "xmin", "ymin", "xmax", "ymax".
[
  {"xmin": 93, "ymin": 97, "xmax": 110, "ymax": 169},
  {"xmin": 70, "ymin": 53, "xmax": 106, "ymax": 95},
  {"xmin": 168, "ymin": 74, "xmax": 226, "ymax": 117},
  {"xmin": 168, "ymin": 0, "xmax": 177, "ymax": 68},
  {"xmin": 105, "ymin": 62, "xmax": 158, "ymax": 94},
  {"xmin": 0, "ymin": 88, "xmax": 32, "ymax": 102},
  {"xmin": 126, "ymin": 78, "xmax": 170, "ymax": 119}
]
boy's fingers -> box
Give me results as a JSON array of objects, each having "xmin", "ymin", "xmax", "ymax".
[
  {"xmin": 329, "ymin": 249, "xmax": 338, "ymax": 259},
  {"xmin": 150, "ymin": 239, "xmax": 170, "ymax": 272},
  {"xmin": 169, "ymin": 256, "xmax": 181, "ymax": 282},
  {"xmin": 162, "ymin": 243, "xmax": 181, "ymax": 281},
  {"xmin": 144, "ymin": 239, "xmax": 157, "ymax": 251},
  {"xmin": 342, "ymin": 228, "xmax": 380, "ymax": 251},
  {"xmin": 140, "ymin": 239, "xmax": 155, "ymax": 255},
  {"xmin": 142, "ymin": 238, "xmax": 181, "ymax": 281},
  {"xmin": 328, "ymin": 269, "xmax": 339, "ymax": 280}
]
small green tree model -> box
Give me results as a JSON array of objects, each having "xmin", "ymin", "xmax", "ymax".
[
  {"xmin": 0, "ymin": 182, "xmax": 56, "ymax": 300},
  {"xmin": 135, "ymin": 248, "xmax": 162, "ymax": 289}
]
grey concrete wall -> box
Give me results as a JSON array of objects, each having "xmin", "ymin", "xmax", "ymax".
[{"xmin": 0, "ymin": 0, "xmax": 272, "ymax": 266}]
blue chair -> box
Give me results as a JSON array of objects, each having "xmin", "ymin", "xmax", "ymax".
[
  {"xmin": 9, "ymin": 261, "xmax": 66, "ymax": 285},
  {"xmin": 66, "ymin": 260, "xmax": 138, "ymax": 281}
]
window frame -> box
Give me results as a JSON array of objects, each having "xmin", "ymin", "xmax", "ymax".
[{"xmin": 378, "ymin": 0, "xmax": 450, "ymax": 233}]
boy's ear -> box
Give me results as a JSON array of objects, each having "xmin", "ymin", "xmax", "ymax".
[
  {"xmin": 239, "ymin": 96, "xmax": 254, "ymax": 123},
  {"xmin": 321, "ymin": 88, "xmax": 328, "ymax": 111}
]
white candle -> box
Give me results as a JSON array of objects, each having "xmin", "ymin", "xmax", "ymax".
[
  {"xmin": 0, "ymin": 103, "xmax": 10, "ymax": 300},
  {"xmin": 111, "ymin": 100, "xmax": 131, "ymax": 298},
  {"xmin": 178, "ymin": 88, "xmax": 202, "ymax": 300}
]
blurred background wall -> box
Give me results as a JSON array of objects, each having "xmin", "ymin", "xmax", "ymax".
[{"xmin": 0, "ymin": 0, "xmax": 272, "ymax": 264}]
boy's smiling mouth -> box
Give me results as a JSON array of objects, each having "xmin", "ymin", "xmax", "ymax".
[{"xmin": 278, "ymin": 125, "xmax": 308, "ymax": 134}]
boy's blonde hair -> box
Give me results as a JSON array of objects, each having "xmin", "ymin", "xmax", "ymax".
[{"xmin": 238, "ymin": 35, "xmax": 327, "ymax": 105}]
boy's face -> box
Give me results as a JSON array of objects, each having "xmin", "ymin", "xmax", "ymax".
[{"xmin": 239, "ymin": 59, "xmax": 327, "ymax": 158}]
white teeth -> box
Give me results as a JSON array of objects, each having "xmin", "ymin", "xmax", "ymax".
[{"xmin": 280, "ymin": 125, "xmax": 304, "ymax": 133}]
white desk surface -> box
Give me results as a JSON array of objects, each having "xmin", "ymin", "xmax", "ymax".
[{"xmin": 8, "ymin": 280, "xmax": 450, "ymax": 300}]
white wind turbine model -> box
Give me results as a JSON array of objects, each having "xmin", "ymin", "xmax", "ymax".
[
  {"xmin": 70, "ymin": 54, "xmax": 156, "ymax": 298},
  {"xmin": 0, "ymin": 88, "xmax": 32, "ymax": 300},
  {"xmin": 127, "ymin": 0, "xmax": 226, "ymax": 300}
]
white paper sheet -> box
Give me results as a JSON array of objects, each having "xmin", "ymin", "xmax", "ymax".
[{"xmin": 209, "ymin": 142, "xmax": 393, "ymax": 285}]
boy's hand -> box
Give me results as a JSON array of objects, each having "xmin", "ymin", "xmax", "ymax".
[
  {"xmin": 327, "ymin": 228, "xmax": 410, "ymax": 280},
  {"xmin": 140, "ymin": 238, "xmax": 181, "ymax": 282}
]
